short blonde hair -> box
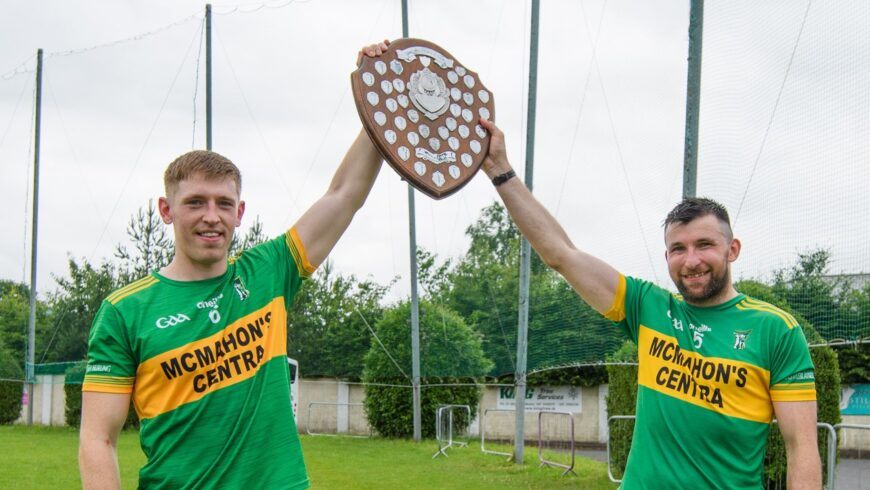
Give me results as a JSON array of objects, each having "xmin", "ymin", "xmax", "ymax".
[{"xmin": 164, "ymin": 150, "xmax": 242, "ymax": 197}]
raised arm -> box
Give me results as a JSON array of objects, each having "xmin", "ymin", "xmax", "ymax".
[
  {"xmin": 79, "ymin": 392, "xmax": 132, "ymax": 490},
  {"xmin": 774, "ymin": 400, "xmax": 822, "ymax": 489},
  {"xmin": 478, "ymin": 119, "xmax": 620, "ymax": 314},
  {"xmin": 293, "ymin": 42, "xmax": 387, "ymax": 267}
]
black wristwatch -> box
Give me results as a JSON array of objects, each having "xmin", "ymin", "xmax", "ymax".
[{"xmin": 491, "ymin": 170, "xmax": 516, "ymax": 187}]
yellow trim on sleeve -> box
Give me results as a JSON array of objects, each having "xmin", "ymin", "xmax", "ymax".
[
  {"xmin": 603, "ymin": 274, "xmax": 627, "ymax": 321},
  {"xmin": 107, "ymin": 276, "xmax": 158, "ymax": 305},
  {"xmin": 286, "ymin": 227, "xmax": 316, "ymax": 278},
  {"xmin": 82, "ymin": 375, "xmax": 135, "ymax": 394},
  {"xmin": 736, "ymin": 298, "xmax": 799, "ymax": 329},
  {"xmin": 82, "ymin": 383, "xmax": 134, "ymax": 394},
  {"xmin": 770, "ymin": 382, "xmax": 816, "ymax": 402}
]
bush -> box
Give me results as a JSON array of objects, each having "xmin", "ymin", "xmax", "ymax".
[
  {"xmin": 0, "ymin": 344, "xmax": 24, "ymax": 424},
  {"xmin": 363, "ymin": 301, "xmax": 492, "ymax": 438},
  {"xmin": 834, "ymin": 343, "xmax": 870, "ymax": 384},
  {"xmin": 528, "ymin": 365, "xmax": 609, "ymax": 387},
  {"xmin": 64, "ymin": 362, "xmax": 86, "ymax": 427},
  {"xmin": 604, "ymin": 340, "xmax": 638, "ymax": 479},
  {"xmin": 65, "ymin": 362, "xmax": 139, "ymax": 429}
]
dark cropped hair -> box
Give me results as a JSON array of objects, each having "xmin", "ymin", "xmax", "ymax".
[
  {"xmin": 164, "ymin": 150, "xmax": 241, "ymax": 197},
  {"xmin": 663, "ymin": 197, "xmax": 732, "ymax": 239}
]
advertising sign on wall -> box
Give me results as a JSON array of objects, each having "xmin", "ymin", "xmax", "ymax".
[
  {"xmin": 841, "ymin": 384, "xmax": 870, "ymax": 416},
  {"xmin": 497, "ymin": 385, "xmax": 582, "ymax": 413}
]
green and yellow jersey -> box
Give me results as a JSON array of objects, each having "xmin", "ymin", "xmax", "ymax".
[
  {"xmin": 605, "ymin": 275, "xmax": 815, "ymax": 489},
  {"xmin": 83, "ymin": 229, "xmax": 315, "ymax": 490}
]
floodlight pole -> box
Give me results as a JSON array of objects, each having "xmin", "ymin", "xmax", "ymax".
[
  {"xmin": 682, "ymin": 0, "xmax": 703, "ymax": 198},
  {"xmin": 26, "ymin": 48, "xmax": 44, "ymax": 426},
  {"xmin": 401, "ymin": 0, "xmax": 422, "ymax": 443},
  {"xmin": 514, "ymin": 0, "xmax": 540, "ymax": 465},
  {"xmin": 206, "ymin": 4, "xmax": 213, "ymax": 150}
]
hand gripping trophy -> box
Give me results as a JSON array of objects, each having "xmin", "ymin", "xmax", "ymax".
[{"xmin": 352, "ymin": 39, "xmax": 495, "ymax": 199}]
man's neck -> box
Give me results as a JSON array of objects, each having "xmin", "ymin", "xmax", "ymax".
[{"xmin": 159, "ymin": 257, "xmax": 228, "ymax": 282}]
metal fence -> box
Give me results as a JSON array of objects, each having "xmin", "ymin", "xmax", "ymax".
[
  {"xmin": 433, "ymin": 404, "xmax": 471, "ymax": 458},
  {"xmin": 537, "ymin": 411, "xmax": 576, "ymax": 476}
]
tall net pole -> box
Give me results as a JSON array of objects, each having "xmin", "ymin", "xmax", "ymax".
[
  {"xmin": 682, "ymin": 0, "xmax": 703, "ymax": 198},
  {"xmin": 26, "ymin": 48, "xmax": 43, "ymax": 426},
  {"xmin": 514, "ymin": 0, "xmax": 540, "ymax": 464},
  {"xmin": 400, "ymin": 0, "xmax": 423, "ymax": 443},
  {"xmin": 206, "ymin": 4, "xmax": 213, "ymax": 150}
]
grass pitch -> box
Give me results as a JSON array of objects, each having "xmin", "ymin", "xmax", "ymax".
[{"xmin": 0, "ymin": 425, "xmax": 618, "ymax": 489}]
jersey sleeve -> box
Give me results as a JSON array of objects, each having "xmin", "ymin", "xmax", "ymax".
[
  {"xmin": 769, "ymin": 324, "xmax": 816, "ymax": 402},
  {"xmin": 603, "ymin": 274, "xmax": 658, "ymax": 343},
  {"xmin": 234, "ymin": 227, "xmax": 316, "ymax": 310},
  {"xmin": 284, "ymin": 227, "xmax": 316, "ymax": 279},
  {"xmin": 82, "ymin": 301, "xmax": 137, "ymax": 394}
]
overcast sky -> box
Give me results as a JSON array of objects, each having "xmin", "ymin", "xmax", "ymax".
[{"xmin": 1, "ymin": 0, "xmax": 867, "ymax": 303}]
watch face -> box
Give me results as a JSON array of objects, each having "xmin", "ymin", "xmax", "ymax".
[{"xmin": 352, "ymin": 38, "xmax": 495, "ymax": 199}]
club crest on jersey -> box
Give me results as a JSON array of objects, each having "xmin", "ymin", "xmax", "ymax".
[
  {"xmin": 733, "ymin": 330, "xmax": 751, "ymax": 350},
  {"xmin": 233, "ymin": 276, "xmax": 250, "ymax": 301}
]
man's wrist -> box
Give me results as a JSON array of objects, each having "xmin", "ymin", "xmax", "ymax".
[{"xmin": 491, "ymin": 169, "xmax": 516, "ymax": 187}]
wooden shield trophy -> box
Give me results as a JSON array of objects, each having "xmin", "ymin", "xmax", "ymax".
[{"xmin": 352, "ymin": 39, "xmax": 495, "ymax": 199}]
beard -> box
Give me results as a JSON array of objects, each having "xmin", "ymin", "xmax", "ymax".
[{"xmin": 675, "ymin": 267, "xmax": 730, "ymax": 304}]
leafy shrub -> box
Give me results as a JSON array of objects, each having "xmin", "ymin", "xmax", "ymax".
[
  {"xmin": 64, "ymin": 362, "xmax": 86, "ymax": 427},
  {"xmin": 363, "ymin": 301, "xmax": 492, "ymax": 438},
  {"xmin": 0, "ymin": 344, "xmax": 24, "ymax": 424},
  {"xmin": 604, "ymin": 340, "xmax": 638, "ymax": 479}
]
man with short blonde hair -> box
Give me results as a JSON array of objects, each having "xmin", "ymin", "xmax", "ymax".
[{"xmin": 79, "ymin": 41, "xmax": 391, "ymax": 490}]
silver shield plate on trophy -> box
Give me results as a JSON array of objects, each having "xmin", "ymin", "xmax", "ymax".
[{"xmin": 352, "ymin": 38, "xmax": 495, "ymax": 199}]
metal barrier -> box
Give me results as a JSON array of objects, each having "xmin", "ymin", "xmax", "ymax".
[
  {"xmin": 832, "ymin": 423, "xmax": 870, "ymax": 490},
  {"xmin": 537, "ymin": 411, "xmax": 576, "ymax": 476},
  {"xmin": 480, "ymin": 408, "xmax": 513, "ymax": 458},
  {"xmin": 306, "ymin": 401, "xmax": 371, "ymax": 437},
  {"xmin": 607, "ymin": 415, "xmax": 842, "ymax": 489},
  {"xmin": 433, "ymin": 404, "xmax": 471, "ymax": 458},
  {"xmin": 816, "ymin": 422, "xmax": 836, "ymax": 490}
]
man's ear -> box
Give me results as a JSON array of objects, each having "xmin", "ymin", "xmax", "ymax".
[
  {"xmin": 158, "ymin": 196, "xmax": 173, "ymax": 224},
  {"xmin": 236, "ymin": 200, "xmax": 246, "ymax": 227},
  {"xmin": 728, "ymin": 237, "xmax": 741, "ymax": 263}
]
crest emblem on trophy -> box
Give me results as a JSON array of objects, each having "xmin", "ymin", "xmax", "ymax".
[{"xmin": 352, "ymin": 38, "xmax": 495, "ymax": 199}]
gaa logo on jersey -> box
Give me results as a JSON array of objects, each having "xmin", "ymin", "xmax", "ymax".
[
  {"xmin": 733, "ymin": 330, "xmax": 751, "ymax": 350},
  {"xmin": 156, "ymin": 313, "xmax": 191, "ymax": 329}
]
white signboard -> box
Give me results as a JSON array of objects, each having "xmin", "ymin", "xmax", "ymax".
[{"xmin": 497, "ymin": 385, "xmax": 582, "ymax": 413}]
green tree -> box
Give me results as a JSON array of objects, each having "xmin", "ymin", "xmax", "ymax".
[
  {"xmin": 0, "ymin": 281, "xmax": 50, "ymax": 370},
  {"xmin": 114, "ymin": 200, "xmax": 173, "ymax": 284},
  {"xmin": 443, "ymin": 202, "xmax": 622, "ymax": 378},
  {"xmin": 43, "ymin": 259, "xmax": 117, "ymax": 363},
  {"xmin": 771, "ymin": 249, "xmax": 851, "ymax": 341},
  {"xmin": 416, "ymin": 248, "xmax": 452, "ymax": 302},
  {"xmin": 286, "ymin": 261, "xmax": 391, "ymax": 379},
  {"xmin": 834, "ymin": 281, "xmax": 870, "ymax": 383},
  {"xmin": 0, "ymin": 337, "xmax": 24, "ymax": 423},
  {"xmin": 362, "ymin": 300, "xmax": 492, "ymax": 438},
  {"xmin": 769, "ymin": 247, "xmax": 870, "ymax": 383},
  {"xmin": 835, "ymin": 343, "xmax": 870, "ymax": 384},
  {"xmin": 229, "ymin": 216, "xmax": 268, "ymax": 258}
]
